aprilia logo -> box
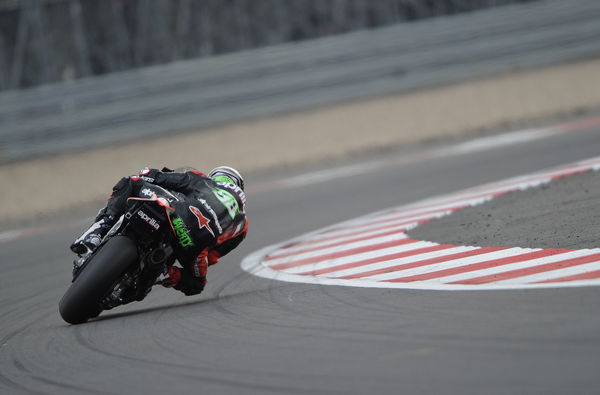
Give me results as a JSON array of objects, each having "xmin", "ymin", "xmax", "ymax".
[
  {"xmin": 141, "ymin": 188, "xmax": 154, "ymax": 198},
  {"xmin": 137, "ymin": 210, "xmax": 160, "ymax": 230}
]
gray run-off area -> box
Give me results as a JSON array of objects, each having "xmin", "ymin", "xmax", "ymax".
[
  {"xmin": 409, "ymin": 170, "xmax": 600, "ymax": 250},
  {"xmin": 1, "ymin": 0, "xmax": 600, "ymax": 163}
]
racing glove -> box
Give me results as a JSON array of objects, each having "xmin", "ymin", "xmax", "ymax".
[
  {"xmin": 157, "ymin": 266, "xmax": 181, "ymax": 287},
  {"xmin": 175, "ymin": 274, "xmax": 206, "ymax": 296},
  {"xmin": 157, "ymin": 265, "xmax": 206, "ymax": 296}
]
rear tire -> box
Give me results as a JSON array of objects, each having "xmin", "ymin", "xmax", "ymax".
[{"xmin": 59, "ymin": 236, "xmax": 138, "ymax": 324}]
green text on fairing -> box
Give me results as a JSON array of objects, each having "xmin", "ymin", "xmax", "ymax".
[{"xmin": 172, "ymin": 217, "xmax": 194, "ymax": 247}]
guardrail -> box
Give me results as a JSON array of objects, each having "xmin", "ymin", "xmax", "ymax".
[{"xmin": 0, "ymin": 0, "xmax": 599, "ymax": 164}]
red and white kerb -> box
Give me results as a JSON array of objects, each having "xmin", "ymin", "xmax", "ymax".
[{"xmin": 242, "ymin": 156, "xmax": 600, "ymax": 290}]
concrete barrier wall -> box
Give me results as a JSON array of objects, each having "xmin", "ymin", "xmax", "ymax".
[
  {"xmin": 1, "ymin": 0, "xmax": 599, "ymax": 164},
  {"xmin": 1, "ymin": 0, "xmax": 536, "ymax": 90}
]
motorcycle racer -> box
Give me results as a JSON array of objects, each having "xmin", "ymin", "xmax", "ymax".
[{"xmin": 70, "ymin": 166, "xmax": 247, "ymax": 296}]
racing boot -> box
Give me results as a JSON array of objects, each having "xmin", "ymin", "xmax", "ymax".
[{"xmin": 70, "ymin": 214, "xmax": 116, "ymax": 256}]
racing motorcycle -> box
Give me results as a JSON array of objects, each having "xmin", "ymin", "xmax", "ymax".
[{"xmin": 59, "ymin": 184, "xmax": 182, "ymax": 324}]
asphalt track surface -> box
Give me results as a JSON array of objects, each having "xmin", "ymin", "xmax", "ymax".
[{"xmin": 3, "ymin": 117, "xmax": 600, "ymax": 394}]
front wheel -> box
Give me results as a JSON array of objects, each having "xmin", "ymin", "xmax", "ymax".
[{"xmin": 59, "ymin": 236, "xmax": 138, "ymax": 324}]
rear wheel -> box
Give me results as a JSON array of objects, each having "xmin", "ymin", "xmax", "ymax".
[{"xmin": 59, "ymin": 236, "xmax": 138, "ymax": 324}]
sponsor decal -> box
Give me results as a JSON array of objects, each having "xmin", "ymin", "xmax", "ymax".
[
  {"xmin": 213, "ymin": 188, "xmax": 239, "ymax": 219},
  {"xmin": 172, "ymin": 217, "xmax": 194, "ymax": 247},
  {"xmin": 216, "ymin": 181, "xmax": 246, "ymax": 205},
  {"xmin": 189, "ymin": 206, "xmax": 215, "ymax": 237},
  {"xmin": 141, "ymin": 176, "xmax": 155, "ymax": 182},
  {"xmin": 141, "ymin": 188, "xmax": 155, "ymax": 198},
  {"xmin": 137, "ymin": 210, "xmax": 160, "ymax": 230},
  {"xmin": 199, "ymin": 198, "xmax": 223, "ymax": 234},
  {"xmin": 193, "ymin": 256, "xmax": 204, "ymax": 277}
]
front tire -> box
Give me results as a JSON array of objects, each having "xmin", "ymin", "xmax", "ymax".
[{"xmin": 59, "ymin": 236, "xmax": 138, "ymax": 324}]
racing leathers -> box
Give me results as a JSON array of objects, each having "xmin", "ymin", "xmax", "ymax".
[{"xmin": 85, "ymin": 167, "xmax": 247, "ymax": 296}]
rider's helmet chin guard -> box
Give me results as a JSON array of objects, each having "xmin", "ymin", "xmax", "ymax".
[{"xmin": 208, "ymin": 166, "xmax": 245, "ymax": 191}]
